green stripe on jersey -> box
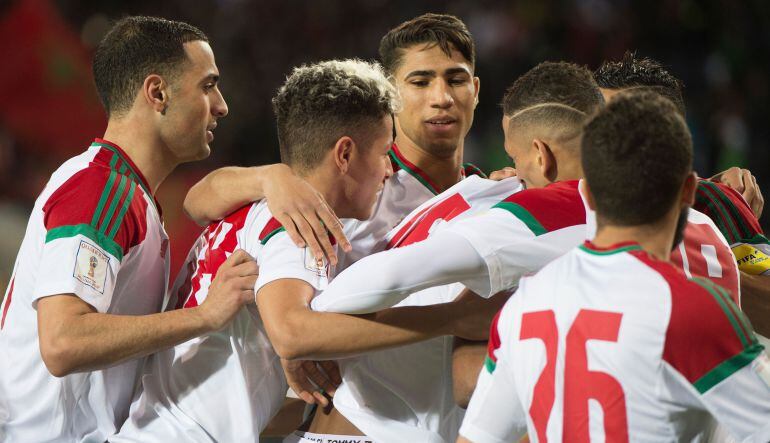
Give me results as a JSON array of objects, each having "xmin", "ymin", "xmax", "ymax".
[
  {"xmin": 692, "ymin": 278, "xmax": 753, "ymax": 348},
  {"xmin": 46, "ymin": 223, "xmax": 124, "ymax": 261},
  {"xmin": 108, "ymin": 180, "xmax": 137, "ymax": 239},
  {"xmin": 492, "ymin": 201, "xmax": 547, "ymax": 236},
  {"xmin": 90, "ymin": 168, "xmax": 119, "ymax": 228},
  {"xmin": 99, "ymin": 174, "xmax": 129, "ymax": 236},
  {"xmin": 578, "ymin": 244, "xmax": 642, "ymax": 256},
  {"xmin": 701, "ymin": 181, "xmax": 753, "ymax": 240},
  {"xmin": 696, "ymin": 189, "xmax": 740, "ymax": 243},
  {"xmin": 484, "ymin": 355, "xmax": 497, "ymax": 373},
  {"xmin": 744, "ymin": 233, "xmax": 770, "ymax": 246},
  {"xmin": 260, "ymin": 227, "xmax": 286, "ymax": 245},
  {"xmin": 388, "ymin": 150, "xmax": 439, "ymax": 195},
  {"xmin": 693, "ymin": 343, "xmax": 764, "ymax": 393}
]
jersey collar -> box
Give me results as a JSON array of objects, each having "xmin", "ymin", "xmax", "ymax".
[
  {"xmin": 388, "ymin": 143, "xmax": 486, "ymax": 195},
  {"xmin": 580, "ymin": 240, "xmax": 642, "ymax": 256}
]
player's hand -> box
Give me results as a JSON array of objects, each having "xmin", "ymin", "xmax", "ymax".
[
  {"xmin": 262, "ymin": 164, "xmax": 351, "ymax": 265},
  {"xmin": 448, "ymin": 289, "xmax": 512, "ymax": 341},
  {"xmin": 281, "ymin": 358, "xmax": 341, "ymax": 407},
  {"xmin": 488, "ymin": 167, "xmax": 517, "ymax": 181},
  {"xmin": 198, "ymin": 249, "xmax": 258, "ymax": 331},
  {"xmin": 710, "ymin": 167, "xmax": 764, "ymax": 218}
]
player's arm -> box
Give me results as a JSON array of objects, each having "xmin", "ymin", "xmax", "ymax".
[
  {"xmin": 184, "ymin": 164, "xmax": 350, "ymax": 263},
  {"xmin": 37, "ymin": 250, "xmax": 257, "ymax": 377},
  {"xmin": 709, "ymin": 167, "xmax": 763, "ymax": 217},
  {"xmin": 258, "ymin": 279, "xmax": 503, "ymax": 361},
  {"xmin": 458, "ymin": 301, "xmax": 528, "ymax": 443},
  {"xmin": 310, "ymin": 229, "xmax": 491, "ymax": 314}
]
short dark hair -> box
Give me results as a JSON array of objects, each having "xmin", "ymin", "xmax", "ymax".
[
  {"xmin": 594, "ymin": 51, "xmax": 686, "ymax": 116},
  {"xmin": 502, "ymin": 61, "xmax": 604, "ymax": 116},
  {"xmin": 272, "ymin": 59, "xmax": 400, "ymax": 172},
  {"xmin": 93, "ymin": 16, "xmax": 208, "ymax": 116},
  {"xmin": 582, "ymin": 90, "xmax": 693, "ymax": 226},
  {"xmin": 379, "ymin": 13, "xmax": 475, "ymax": 75}
]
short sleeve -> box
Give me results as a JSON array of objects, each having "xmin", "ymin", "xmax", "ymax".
[
  {"xmin": 33, "ymin": 167, "xmax": 148, "ymax": 312},
  {"xmin": 254, "ymin": 232, "xmax": 333, "ymax": 293}
]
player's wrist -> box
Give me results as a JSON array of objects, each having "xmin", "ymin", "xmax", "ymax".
[{"xmin": 259, "ymin": 164, "xmax": 292, "ymax": 198}]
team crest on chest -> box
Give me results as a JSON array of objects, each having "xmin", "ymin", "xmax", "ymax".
[{"xmin": 73, "ymin": 240, "xmax": 109, "ymax": 293}]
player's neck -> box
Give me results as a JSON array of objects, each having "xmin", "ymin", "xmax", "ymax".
[
  {"xmin": 592, "ymin": 218, "xmax": 676, "ymax": 262},
  {"xmin": 395, "ymin": 135, "xmax": 464, "ymax": 194},
  {"xmin": 102, "ymin": 118, "xmax": 177, "ymax": 196}
]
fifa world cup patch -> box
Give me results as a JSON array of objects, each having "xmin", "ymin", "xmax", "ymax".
[
  {"xmin": 73, "ymin": 240, "xmax": 109, "ymax": 293},
  {"xmin": 304, "ymin": 247, "xmax": 330, "ymax": 278},
  {"xmin": 752, "ymin": 352, "xmax": 770, "ymax": 389},
  {"xmin": 732, "ymin": 244, "xmax": 770, "ymax": 275}
]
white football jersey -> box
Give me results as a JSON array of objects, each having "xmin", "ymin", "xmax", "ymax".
[
  {"xmin": 0, "ymin": 139, "xmax": 169, "ymax": 443},
  {"xmin": 113, "ymin": 201, "xmax": 332, "ymax": 442},
  {"xmin": 326, "ymin": 176, "xmax": 523, "ymax": 443},
  {"xmin": 460, "ymin": 242, "xmax": 770, "ymax": 443}
]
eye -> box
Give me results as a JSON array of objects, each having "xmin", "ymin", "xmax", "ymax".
[
  {"xmin": 448, "ymin": 77, "xmax": 467, "ymax": 85},
  {"xmin": 203, "ymin": 83, "xmax": 216, "ymax": 92},
  {"xmin": 410, "ymin": 79, "xmax": 429, "ymax": 87}
]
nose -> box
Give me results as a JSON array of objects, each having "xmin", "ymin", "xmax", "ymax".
[
  {"xmin": 212, "ymin": 88, "xmax": 228, "ymax": 118},
  {"xmin": 429, "ymin": 79, "xmax": 454, "ymax": 109}
]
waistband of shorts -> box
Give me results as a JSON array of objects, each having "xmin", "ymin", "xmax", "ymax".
[{"xmin": 289, "ymin": 430, "xmax": 374, "ymax": 443}]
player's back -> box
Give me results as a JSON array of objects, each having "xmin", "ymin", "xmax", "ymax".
[{"xmin": 477, "ymin": 241, "xmax": 770, "ymax": 442}]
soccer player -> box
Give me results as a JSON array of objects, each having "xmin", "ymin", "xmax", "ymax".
[
  {"xmin": 594, "ymin": 52, "xmax": 770, "ymax": 336},
  {"xmin": 113, "ymin": 59, "xmax": 496, "ymax": 443},
  {"xmin": 458, "ymin": 91, "xmax": 770, "ymax": 443},
  {"xmin": 0, "ymin": 17, "xmax": 265, "ymax": 442}
]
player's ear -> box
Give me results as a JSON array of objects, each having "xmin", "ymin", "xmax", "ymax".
[
  {"xmin": 333, "ymin": 136, "xmax": 355, "ymax": 174},
  {"xmin": 580, "ymin": 180, "xmax": 597, "ymax": 211},
  {"xmin": 472, "ymin": 76, "xmax": 480, "ymax": 109},
  {"xmin": 143, "ymin": 74, "xmax": 169, "ymax": 115},
  {"xmin": 534, "ymin": 139, "xmax": 557, "ymax": 183},
  {"xmin": 680, "ymin": 172, "xmax": 697, "ymax": 207}
]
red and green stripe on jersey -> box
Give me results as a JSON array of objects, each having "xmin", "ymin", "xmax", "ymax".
[
  {"xmin": 388, "ymin": 143, "xmax": 486, "ymax": 195},
  {"xmin": 42, "ymin": 139, "xmax": 155, "ymax": 261},
  {"xmin": 492, "ymin": 180, "xmax": 586, "ymax": 236},
  {"xmin": 258, "ymin": 217, "xmax": 338, "ymax": 246},
  {"xmin": 485, "ymin": 309, "xmax": 503, "ymax": 373},
  {"xmin": 694, "ymin": 180, "xmax": 768, "ymax": 247},
  {"xmin": 629, "ymin": 248, "xmax": 762, "ymax": 394}
]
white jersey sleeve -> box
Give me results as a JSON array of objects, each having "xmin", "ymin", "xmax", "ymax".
[
  {"xmin": 253, "ymin": 230, "xmax": 333, "ymax": 293},
  {"xmin": 460, "ymin": 298, "xmax": 528, "ymax": 443}
]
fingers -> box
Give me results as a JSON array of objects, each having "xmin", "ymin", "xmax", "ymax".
[
  {"xmin": 317, "ymin": 201, "xmax": 351, "ymax": 253},
  {"xmin": 274, "ymin": 211, "xmax": 306, "ymax": 249},
  {"xmin": 717, "ymin": 167, "xmax": 745, "ymax": 193},
  {"xmin": 299, "ymin": 206, "xmax": 337, "ymax": 266},
  {"xmin": 220, "ymin": 249, "xmax": 254, "ymax": 270},
  {"xmin": 318, "ymin": 360, "xmax": 342, "ymax": 386},
  {"xmin": 741, "ymin": 169, "xmax": 757, "ymax": 211},
  {"xmin": 302, "ymin": 360, "xmax": 338, "ymax": 396},
  {"xmin": 751, "ymin": 174, "xmax": 764, "ymax": 218},
  {"xmin": 488, "ymin": 167, "xmax": 517, "ymax": 181}
]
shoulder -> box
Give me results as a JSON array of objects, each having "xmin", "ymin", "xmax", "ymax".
[
  {"xmin": 42, "ymin": 162, "xmax": 150, "ymax": 259},
  {"xmin": 694, "ymin": 179, "xmax": 765, "ymax": 244},
  {"xmin": 492, "ymin": 180, "xmax": 585, "ymax": 235}
]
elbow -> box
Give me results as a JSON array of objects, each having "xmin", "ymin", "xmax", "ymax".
[
  {"xmin": 269, "ymin": 321, "xmax": 312, "ymax": 361},
  {"xmin": 39, "ymin": 336, "xmax": 78, "ymax": 377}
]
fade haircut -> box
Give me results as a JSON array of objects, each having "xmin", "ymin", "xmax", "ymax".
[
  {"xmin": 93, "ymin": 16, "xmax": 208, "ymax": 117},
  {"xmin": 379, "ymin": 13, "xmax": 475, "ymax": 75},
  {"xmin": 594, "ymin": 51, "xmax": 686, "ymax": 116},
  {"xmin": 272, "ymin": 59, "xmax": 400, "ymax": 173},
  {"xmin": 582, "ymin": 90, "xmax": 693, "ymax": 226},
  {"xmin": 503, "ymin": 62, "xmax": 605, "ymax": 149}
]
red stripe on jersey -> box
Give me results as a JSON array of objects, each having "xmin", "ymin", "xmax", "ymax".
[
  {"xmin": 628, "ymin": 249, "xmax": 752, "ymax": 389},
  {"xmin": 498, "ymin": 180, "xmax": 585, "ymax": 233},
  {"xmin": 485, "ymin": 309, "xmax": 503, "ymax": 372},
  {"xmin": 93, "ymin": 138, "xmax": 161, "ymax": 214},
  {"xmin": 695, "ymin": 180, "xmax": 764, "ymax": 243},
  {"xmin": 1, "ymin": 277, "xmax": 15, "ymax": 329},
  {"xmin": 184, "ymin": 205, "xmax": 252, "ymax": 308},
  {"xmin": 43, "ymin": 166, "xmax": 149, "ymax": 256},
  {"xmin": 259, "ymin": 217, "xmax": 284, "ymax": 242}
]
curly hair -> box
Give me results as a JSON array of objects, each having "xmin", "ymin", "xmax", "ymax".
[
  {"xmin": 272, "ymin": 59, "xmax": 400, "ymax": 172},
  {"xmin": 594, "ymin": 51, "xmax": 686, "ymax": 116},
  {"xmin": 582, "ymin": 89, "xmax": 692, "ymax": 226},
  {"xmin": 379, "ymin": 13, "xmax": 475, "ymax": 75}
]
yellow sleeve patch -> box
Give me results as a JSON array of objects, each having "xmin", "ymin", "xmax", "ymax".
[{"xmin": 733, "ymin": 243, "xmax": 770, "ymax": 275}]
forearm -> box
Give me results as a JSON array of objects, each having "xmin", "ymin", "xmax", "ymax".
[
  {"xmin": 274, "ymin": 304, "xmax": 456, "ymax": 360},
  {"xmin": 184, "ymin": 165, "xmax": 280, "ymax": 225},
  {"xmin": 40, "ymin": 306, "xmax": 211, "ymax": 376},
  {"xmin": 740, "ymin": 272, "xmax": 770, "ymax": 337},
  {"xmin": 312, "ymin": 231, "xmax": 488, "ymax": 314},
  {"xmin": 452, "ymin": 338, "xmax": 487, "ymax": 408}
]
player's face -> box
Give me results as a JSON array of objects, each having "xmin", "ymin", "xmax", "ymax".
[
  {"xmin": 346, "ymin": 116, "xmax": 395, "ymax": 219},
  {"xmin": 393, "ymin": 44, "xmax": 479, "ymax": 157},
  {"xmin": 160, "ymin": 40, "xmax": 228, "ymax": 163},
  {"xmin": 502, "ymin": 114, "xmax": 547, "ymax": 189}
]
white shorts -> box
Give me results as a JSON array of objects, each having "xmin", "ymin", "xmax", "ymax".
[{"xmin": 283, "ymin": 430, "xmax": 374, "ymax": 443}]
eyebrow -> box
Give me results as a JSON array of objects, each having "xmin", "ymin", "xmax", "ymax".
[
  {"xmin": 201, "ymin": 73, "xmax": 219, "ymax": 84},
  {"xmin": 403, "ymin": 67, "xmax": 472, "ymax": 80}
]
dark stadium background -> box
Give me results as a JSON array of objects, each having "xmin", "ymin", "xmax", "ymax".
[{"xmin": 1, "ymin": 0, "xmax": 769, "ymax": 297}]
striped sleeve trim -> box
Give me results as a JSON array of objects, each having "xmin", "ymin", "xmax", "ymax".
[
  {"xmin": 491, "ymin": 180, "xmax": 584, "ymax": 236},
  {"xmin": 492, "ymin": 202, "xmax": 547, "ymax": 236},
  {"xmin": 692, "ymin": 277, "xmax": 756, "ymax": 348},
  {"xmin": 86, "ymin": 153, "xmax": 137, "ymax": 246},
  {"xmin": 695, "ymin": 180, "xmax": 762, "ymax": 244},
  {"xmin": 259, "ymin": 217, "xmax": 286, "ymax": 245},
  {"xmin": 485, "ymin": 310, "xmax": 503, "ymax": 373},
  {"xmin": 693, "ymin": 343, "xmax": 764, "ymax": 393},
  {"xmin": 46, "ymin": 223, "xmax": 124, "ymax": 260}
]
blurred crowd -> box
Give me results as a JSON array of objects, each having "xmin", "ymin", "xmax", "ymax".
[{"xmin": 1, "ymin": 0, "xmax": 769, "ymax": 293}]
